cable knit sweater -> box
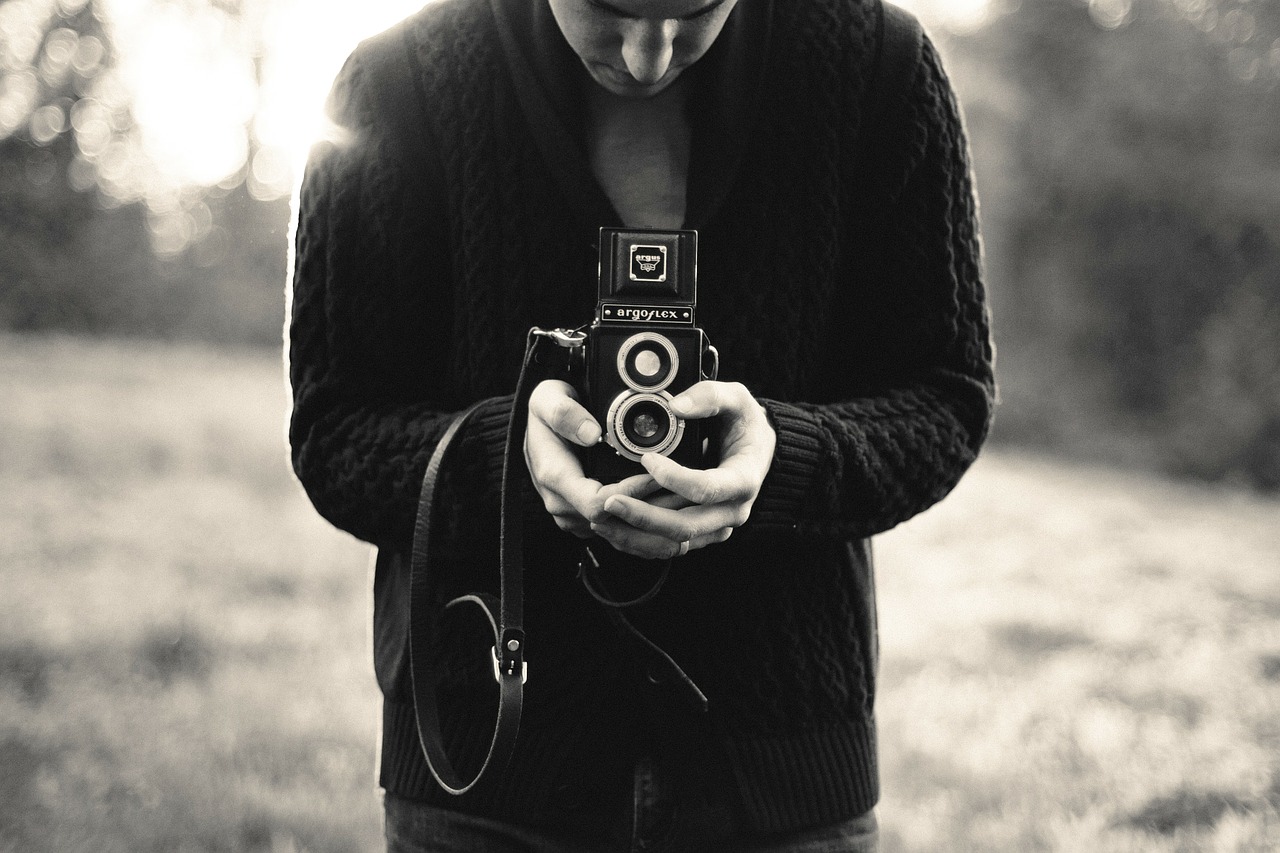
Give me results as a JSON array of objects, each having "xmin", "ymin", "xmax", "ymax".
[{"xmin": 288, "ymin": 0, "xmax": 994, "ymax": 834}]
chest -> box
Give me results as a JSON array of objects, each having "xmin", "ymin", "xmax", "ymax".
[{"xmin": 585, "ymin": 82, "xmax": 691, "ymax": 230}]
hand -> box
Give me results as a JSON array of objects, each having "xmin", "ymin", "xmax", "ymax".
[
  {"xmin": 593, "ymin": 381, "xmax": 776, "ymax": 559},
  {"xmin": 524, "ymin": 379, "xmax": 660, "ymax": 538}
]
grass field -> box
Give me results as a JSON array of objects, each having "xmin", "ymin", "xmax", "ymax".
[{"xmin": 1, "ymin": 334, "xmax": 1278, "ymax": 852}]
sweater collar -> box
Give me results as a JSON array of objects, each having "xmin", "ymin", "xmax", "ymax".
[{"xmin": 488, "ymin": 0, "xmax": 773, "ymax": 231}]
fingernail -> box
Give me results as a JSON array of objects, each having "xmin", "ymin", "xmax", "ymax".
[
  {"xmin": 577, "ymin": 422, "xmax": 600, "ymax": 445},
  {"xmin": 603, "ymin": 497, "xmax": 620, "ymax": 514},
  {"xmin": 671, "ymin": 397, "xmax": 692, "ymax": 416}
]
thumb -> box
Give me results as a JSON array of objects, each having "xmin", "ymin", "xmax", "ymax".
[
  {"xmin": 530, "ymin": 380, "xmax": 603, "ymax": 447},
  {"xmin": 670, "ymin": 381, "xmax": 733, "ymax": 420}
]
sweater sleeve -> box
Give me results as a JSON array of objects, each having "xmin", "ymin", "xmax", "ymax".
[
  {"xmin": 287, "ymin": 35, "xmax": 509, "ymax": 547},
  {"xmin": 749, "ymin": 33, "xmax": 996, "ymax": 539}
]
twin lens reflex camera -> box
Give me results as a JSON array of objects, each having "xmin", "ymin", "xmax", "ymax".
[{"xmin": 546, "ymin": 227, "xmax": 719, "ymax": 484}]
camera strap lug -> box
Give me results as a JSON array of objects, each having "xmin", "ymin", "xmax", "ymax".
[
  {"xmin": 532, "ymin": 327, "xmax": 586, "ymax": 349},
  {"xmin": 704, "ymin": 344, "xmax": 720, "ymax": 381}
]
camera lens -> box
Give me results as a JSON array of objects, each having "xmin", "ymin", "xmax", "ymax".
[
  {"xmin": 605, "ymin": 391, "xmax": 686, "ymax": 461},
  {"xmin": 633, "ymin": 350, "xmax": 662, "ymax": 379},
  {"xmin": 622, "ymin": 399, "xmax": 671, "ymax": 448},
  {"xmin": 632, "ymin": 412, "xmax": 660, "ymax": 439},
  {"xmin": 617, "ymin": 333, "xmax": 678, "ymax": 392}
]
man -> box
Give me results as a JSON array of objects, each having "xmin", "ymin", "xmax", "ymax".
[{"xmin": 288, "ymin": 0, "xmax": 994, "ymax": 849}]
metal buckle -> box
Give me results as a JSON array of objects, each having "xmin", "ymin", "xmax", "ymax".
[{"xmin": 491, "ymin": 646, "xmax": 528, "ymax": 685}]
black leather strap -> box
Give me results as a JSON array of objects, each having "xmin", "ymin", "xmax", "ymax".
[
  {"xmin": 576, "ymin": 544, "xmax": 670, "ymax": 609},
  {"xmin": 408, "ymin": 331, "xmax": 543, "ymax": 795},
  {"xmin": 409, "ymin": 328, "xmax": 711, "ymax": 794},
  {"xmin": 576, "ymin": 546, "xmax": 707, "ymax": 713}
]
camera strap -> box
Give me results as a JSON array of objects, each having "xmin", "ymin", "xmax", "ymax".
[
  {"xmin": 408, "ymin": 330, "xmax": 549, "ymax": 795},
  {"xmin": 577, "ymin": 545, "xmax": 709, "ymax": 713},
  {"xmin": 410, "ymin": 327, "xmax": 709, "ymax": 796}
]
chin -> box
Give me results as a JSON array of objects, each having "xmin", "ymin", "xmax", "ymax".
[{"xmin": 588, "ymin": 64, "xmax": 683, "ymax": 98}]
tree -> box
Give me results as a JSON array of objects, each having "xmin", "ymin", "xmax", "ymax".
[{"xmin": 951, "ymin": 0, "xmax": 1280, "ymax": 488}]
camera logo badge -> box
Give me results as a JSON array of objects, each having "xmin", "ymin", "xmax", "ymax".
[
  {"xmin": 629, "ymin": 245, "xmax": 667, "ymax": 282},
  {"xmin": 601, "ymin": 304, "xmax": 691, "ymax": 324}
]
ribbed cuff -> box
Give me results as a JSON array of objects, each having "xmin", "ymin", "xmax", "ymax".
[
  {"xmin": 751, "ymin": 400, "xmax": 830, "ymax": 530},
  {"xmin": 467, "ymin": 392, "xmax": 517, "ymax": 491}
]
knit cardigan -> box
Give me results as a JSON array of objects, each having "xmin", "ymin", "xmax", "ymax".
[{"xmin": 288, "ymin": 0, "xmax": 994, "ymax": 834}]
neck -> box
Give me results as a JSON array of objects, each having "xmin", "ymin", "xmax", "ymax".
[{"xmin": 585, "ymin": 77, "xmax": 691, "ymax": 229}]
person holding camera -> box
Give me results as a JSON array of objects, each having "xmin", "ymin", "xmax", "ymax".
[{"xmin": 288, "ymin": 0, "xmax": 995, "ymax": 850}]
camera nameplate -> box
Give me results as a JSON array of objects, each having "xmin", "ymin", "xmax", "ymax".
[
  {"xmin": 600, "ymin": 304, "xmax": 693, "ymax": 325},
  {"xmin": 629, "ymin": 245, "xmax": 668, "ymax": 282}
]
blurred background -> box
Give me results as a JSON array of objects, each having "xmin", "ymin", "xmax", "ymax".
[
  {"xmin": 1, "ymin": 0, "xmax": 1278, "ymax": 850},
  {"xmin": 2, "ymin": 0, "xmax": 1278, "ymax": 486}
]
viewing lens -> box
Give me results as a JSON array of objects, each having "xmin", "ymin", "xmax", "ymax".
[
  {"xmin": 634, "ymin": 350, "xmax": 662, "ymax": 378},
  {"xmin": 618, "ymin": 333, "xmax": 679, "ymax": 392}
]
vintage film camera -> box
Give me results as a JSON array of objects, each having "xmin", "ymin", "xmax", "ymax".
[{"xmin": 567, "ymin": 227, "xmax": 719, "ymax": 484}]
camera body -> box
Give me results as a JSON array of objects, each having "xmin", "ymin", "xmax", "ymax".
[{"xmin": 576, "ymin": 227, "xmax": 718, "ymax": 484}]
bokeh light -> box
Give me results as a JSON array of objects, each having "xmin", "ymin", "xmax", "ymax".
[
  {"xmin": 101, "ymin": 0, "xmax": 256, "ymax": 193},
  {"xmin": 1, "ymin": 0, "xmax": 1276, "ymax": 257},
  {"xmin": 897, "ymin": 0, "xmax": 999, "ymax": 35},
  {"xmin": 1089, "ymin": 0, "xmax": 1135, "ymax": 30},
  {"xmin": 252, "ymin": 0, "xmax": 443, "ymax": 198}
]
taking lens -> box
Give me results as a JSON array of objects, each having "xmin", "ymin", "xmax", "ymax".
[
  {"xmin": 605, "ymin": 391, "xmax": 685, "ymax": 461},
  {"xmin": 622, "ymin": 399, "xmax": 671, "ymax": 448}
]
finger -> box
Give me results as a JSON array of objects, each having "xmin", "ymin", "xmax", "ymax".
[
  {"xmin": 526, "ymin": 415, "xmax": 589, "ymax": 488},
  {"xmin": 667, "ymin": 380, "xmax": 733, "ymax": 420},
  {"xmin": 592, "ymin": 519, "xmax": 735, "ymax": 559},
  {"xmin": 640, "ymin": 452, "xmax": 759, "ymax": 507},
  {"xmin": 590, "ymin": 518, "xmax": 687, "ymax": 560},
  {"xmin": 529, "ymin": 380, "xmax": 601, "ymax": 447},
  {"xmin": 550, "ymin": 515, "xmax": 594, "ymax": 538},
  {"xmin": 646, "ymin": 491, "xmax": 694, "ymax": 511},
  {"xmin": 523, "ymin": 435, "xmax": 546, "ymax": 501},
  {"xmin": 597, "ymin": 473, "xmax": 664, "ymax": 502},
  {"xmin": 539, "ymin": 481, "xmax": 599, "ymax": 538},
  {"xmin": 539, "ymin": 485, "xmax": 597, "ymax": 539},
  {"xmin": 525, "ymin": 417, "xmax": 604, "ymax": 517},
  {"xmin": 601, "ymin": 494, "xmax": 750, "ymax": 543},
  {"xmin": 576, "ymin": 474, "xmax": 662, "ymax": 523},
  {"xmin": 674, "ymin": 525, "xmax": 736, "ymax": 555},
  {"xmin": 685, "ymin": 526, "xmax": 735, "ymax": 552}
]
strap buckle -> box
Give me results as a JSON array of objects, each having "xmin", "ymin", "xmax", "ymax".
[{"xmin": 492, "ymin": 641, "xmax": 528, "ymax": 685}]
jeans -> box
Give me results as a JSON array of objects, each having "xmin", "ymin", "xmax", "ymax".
[{"xmin": 384, "ymin": 756, "xmax": 878, "ymax": 853}]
